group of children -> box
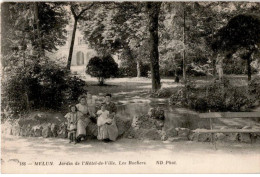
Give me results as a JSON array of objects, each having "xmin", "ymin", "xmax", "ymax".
[{"xmin": 65, "ymin": 95, "xmax": 114, "ymax": 144}]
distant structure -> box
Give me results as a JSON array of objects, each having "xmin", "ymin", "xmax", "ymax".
[
  {"xmin": 48, "ymin": 21, "xmax": 120, "ymax": 69},
  {"xmin": 48, "ymin": 22, "xmax": 96, "ymax": 67}
]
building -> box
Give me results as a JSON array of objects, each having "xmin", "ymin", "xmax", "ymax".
[
  {"xmin": 48, "ymin": 20, "xmax": 120, "ymax": 71},
  {"xmin": 49, "ymin": 22, "xmax": 97, "ymax": 67}
]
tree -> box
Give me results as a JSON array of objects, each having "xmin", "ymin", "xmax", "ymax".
[
  {"xmin": 146, "ymin": 2, "xmax": 162, "ymax": 91},
  {"xmin": 80, "ymin": 2, "xmax": 150, "ymax": 77},
  {"xmin": 86, "ymin": 55, "xmax": 119, "ymax": 85},
  {"xmin": 67, "ymin": 2, "xmax": 94, "ymax": 70},
  {"xmin": 212, "ymin": 14, "xmax": 260, "ymax": 81}
]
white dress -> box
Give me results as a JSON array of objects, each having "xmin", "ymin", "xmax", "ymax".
[{"xmin": 97, "ymin": 110, "xmax": 110, "ymax": 126}]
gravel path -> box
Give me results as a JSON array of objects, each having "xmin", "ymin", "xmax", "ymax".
[{"xmin": 1, "ymin": 134, "xmax": 260, "ymax": 173}]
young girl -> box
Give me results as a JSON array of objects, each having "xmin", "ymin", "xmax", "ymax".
[
  {"xmin": 96, "ymin": 104, "xmax": 113, "ymax": 141},
  {"xmin": 65, "ymin": 105, "xmax": 82, "ymax": 144}
]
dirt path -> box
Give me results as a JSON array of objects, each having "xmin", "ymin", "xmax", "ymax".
[{"xmin": 1, "ymin": 134, "xmax": 260, "ymax": 173}]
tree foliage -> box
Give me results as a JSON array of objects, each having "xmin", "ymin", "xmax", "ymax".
[
  {"xmin": 86, "ymin": 56, "xmax": 119, "ymax": 85},
  {"xmin": 212, "ymin": 14, "xmax": 260, "ymax": 80}
]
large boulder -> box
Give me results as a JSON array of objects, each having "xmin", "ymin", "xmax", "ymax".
[
  {"xmin": 238, "ymin": 126, "xmax": 252, "ymax": 143},
  {"xmin": 51, "ymin": 123, "xmax": 58, "ymax": 137},
  {"xmin": 42, "ymin": 124, "xmax": 52, "ymax": 138},
  {"xmin": 20, "ymin": 124, "xmax": 32, "ymax": 137},
  {"xmin": 189, "ymin": 131, "xmax": 212, "ymax": 142},
  {"xmin": 11, "ymin": 122, "xmax": 21, "ymax": 136},
  {"xmin": 124, "ymin": 115, "xmax": 163, "ymax": 140},
  {"xmin": 176, "ymin": 127, "xmax": 191, "ymax": 140},
  {"xmin": 1, "ymin": 120, "xmax": 13, "ymax": 135},
  {"xmin": 116, "ymin": 117, "xmax": 132, "ymax": 137},
  {"xmin": 32, "ymin": 125, "xmax": 43, "ymax": 137},
  {"xmin": 57, "ymin": 123, "xmax": 67, "ymax": 138}
]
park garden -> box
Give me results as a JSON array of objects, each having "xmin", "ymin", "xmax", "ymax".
[{"xmin": 1, "ymin": 2, "xmax": 260, "ymax": 143}]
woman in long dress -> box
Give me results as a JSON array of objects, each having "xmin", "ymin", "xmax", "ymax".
[
  {"xmin": 97, "ymin": 93, "xmax": 118, "ymax": 142},
  {"xmin": 75, "ymin": 95, "xmax": 90, "ymax": 142},
  {"xmin": 86, "ymin": 93, "xmax": 97, "ymax": 122}
]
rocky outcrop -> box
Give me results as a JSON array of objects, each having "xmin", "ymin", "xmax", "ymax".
[{"xmin": 2, "ymin": 111, "xmax": 132, "ymax": 140}]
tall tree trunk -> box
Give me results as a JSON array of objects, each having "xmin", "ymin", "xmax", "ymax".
[
  {"xmin": 33, "ymin": 2, "xmax": 43, "ymax": 57},
  {"xmin": 67, "ymin": 17, "xmax": 78, "ymax": 70},
  {"xmin": 182, "ymin": 2, "xmax": 186, "ymax": 83},
  {"xmin": 146, "ymin": 2, "xmax": 161, "ymax": 91},
  {"xmin": 136, "ymin": 60, "xmax": 141, "ymax": 77}
]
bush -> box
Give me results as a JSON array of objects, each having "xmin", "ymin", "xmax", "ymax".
[
  {"xmin": 1, "ymin": 61, "xmax": 87, "ymax": 117},
  {"xmin": 249, "ymin": 75, "xmax": 260, "ymax": 100},
  {"xmin": 151, "ymin": 88, "xmax": 178, "ymax": 98},
  {"xmin": 169, "ymin": 78, "xmax": 257, "ymax": 112},
  {"xmin": 86, "ymin": 55, "xmax": 119, "ymax": 85}
]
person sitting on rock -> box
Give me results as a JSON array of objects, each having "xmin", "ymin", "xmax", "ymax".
[
  {"xmin": 96, "ymin": 104, "xmax": 113, "ymax": 142},
  {"xmin": 65, "ymin": 105, "xmax": 82, "ymax": 144},
  {"xmin": 76, "ymin": 95, "xmax": 90, "ymax": 142}
]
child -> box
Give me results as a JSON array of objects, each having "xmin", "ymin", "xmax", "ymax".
[
  {"xmin": 65, "ymin": 105, "xmax": 81, "ymax": 144},
  {"xmin": 96, "ymin": 104, "xmax": 113, "ymax": 141},
  {"xmin": 97, "ymin": 104, "xmax": 112, "ymax": 126}
]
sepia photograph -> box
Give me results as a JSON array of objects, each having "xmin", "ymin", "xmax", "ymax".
[{"xmin": 1, "ymin": 0, "xmax": 260, "ymax": 174}]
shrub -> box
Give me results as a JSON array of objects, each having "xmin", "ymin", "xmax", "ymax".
[
  {"xmin": 249, "ymin": 75, "xmax": 260, "ymax": 100},
  {"xmin": 169, "ymin": 78, "xmax": 257, "ymax": 112},
  {"xmin": 1, "ymin": 61, "xmax": 87, "ymax": 117},
  {"xmin": 86, "ymin": 55, "xmax": 119, "ymax": 85},
  {"xmin": 151, "ymin": 88, "xmax": 178, "ymax": 98}
]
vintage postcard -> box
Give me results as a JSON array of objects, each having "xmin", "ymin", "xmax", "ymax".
[{"xmin": 1, "ymin": 0, "xmax": 260, "ymax": 174}]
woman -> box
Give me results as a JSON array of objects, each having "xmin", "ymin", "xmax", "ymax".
[
  {"xmin": 75, "ymin": 95, "xmax": 90, "ymax": 142},
  {"xmin": 97, "ymin": 93, "xmax": 118, "ymax": 142},
  {"xmin": 86, "ymin": 92, "xmax": 97, "ymax": 123}
]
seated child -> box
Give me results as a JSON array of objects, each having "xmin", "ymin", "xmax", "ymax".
[
  {"xmin": 65, "ymin": 105, "xmax": 79, "ymax": 144},
  {"xmin": 97, "ymin": 104, "xmax": 112, "ymax": 126}
]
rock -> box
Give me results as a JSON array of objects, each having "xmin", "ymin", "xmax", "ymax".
[
  {"xmin": 154, "ymin": 119, "xmax": 164, "ymax": 130},
  {"xmin": 148, "ymin": 107, "xmax": 165, "ymax": 121},
  {"xmin": 143, "ymin": 129, "xmax": 161, "ymax": 140},
  {"xmin": 57, "ymin": 123, "xmax": 67, "ymax": 138},
  {"xmin": 20, "ymin": 124, "xmax": 32, "ymax": 137},
  {"xmin": 42, "ymin": 124, "xmax": 52, "ymax": 138},
  {"xmin": 116, "ymin": 117, "xmax": 132, "ymax": 136},
  {"xmin": 11, "ymin": 123, "xmax": 21, "ymax": 136},
  {"xmin": 51, "ymin": 123, "xmax": 58, "ymax": 137},
  {"xmin": 225, "ymin": 133, "xmax": 238, "ymax": 142},
  {"xmin": 131, "ymin": 116, "xmax": 139, "ymax": 128},
  {"xmin": 188, "ymin": 132, "xmax": 211, "ymax": 142},
  {"xmin": 148, "ymin": 108, "xmax": 155, "ymax": 117},
  {"xmin": 1, "ymin": 120, "xmax": 13, "ymax": 135},
  {"xmin": 215, "ymin": 133, "xmax": 226, "ymax": 141},
  {"xmin": 32, "ymin": 125, "xmax": 43, "ymax": 137},
  {"xmin": 236, "ymin": 126, "xmax": 252, "ymax": 143},
  {"xmin": 176, "ymin": 127, "xmax": 190, "ymax": 138},
  {"xmin": 165, "ymin": 128, "xmax": 178, "ymax": 138},
  {"xmin": 239, "ymin": 133, "xmax": 251, "ymax": 143},
  {"xmin": 158, "ymin": 130, "xmax": 167, "ymax": 141}
]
